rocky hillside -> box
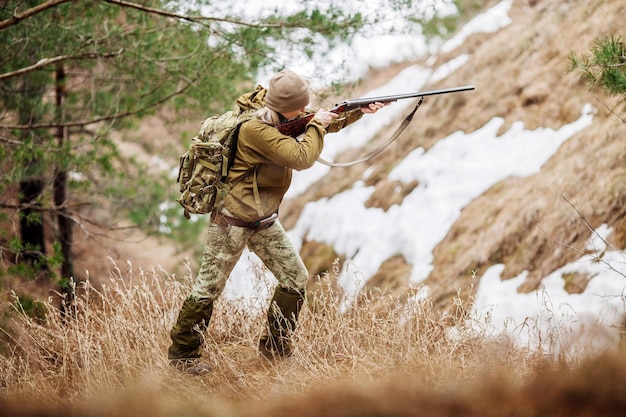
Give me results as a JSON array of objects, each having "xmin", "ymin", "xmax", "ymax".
[{"xmin": 279, "ymin": 0, "xmax": 626, "ymax": 311}]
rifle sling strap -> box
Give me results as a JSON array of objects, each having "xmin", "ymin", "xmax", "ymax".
[{"xmin": 317, "ymin": 97, "xmax": 423, "ymax": 168}]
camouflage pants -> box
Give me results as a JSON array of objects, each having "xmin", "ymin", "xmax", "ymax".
[
  {"xmin": 191, "ymin": 219, "xmax": 308, "ymax": 301},
  {"xmin": 168, "ymin": 219, "xmax": 308, "ymax": 361}
]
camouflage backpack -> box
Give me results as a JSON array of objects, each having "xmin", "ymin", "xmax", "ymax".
[{"xmin": 176, "ymin": 86, "xmax": 267, "ymax": 219}]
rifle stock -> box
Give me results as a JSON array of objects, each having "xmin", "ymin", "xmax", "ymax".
[{"xmin": 276, "ymin": 85, "xmax": 474, "ymax": 138}]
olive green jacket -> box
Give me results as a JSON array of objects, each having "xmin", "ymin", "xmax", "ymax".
[{"xmin": 223, "ymin": 103, "xmax": 363, "ymax": 222}]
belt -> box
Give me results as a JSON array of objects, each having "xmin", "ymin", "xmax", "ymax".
[{"xmin": 211, "ymin": 212, "xmax": 278, "ymax": 229}]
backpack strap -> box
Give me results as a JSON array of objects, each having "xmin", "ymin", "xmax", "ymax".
[
  {"xmin": 224, "ymin": 117, "xmax": 264, "ymax": 217},
  {"xmin": 317, "ymin": 97, "xmax": 423, "ymax": 167}
]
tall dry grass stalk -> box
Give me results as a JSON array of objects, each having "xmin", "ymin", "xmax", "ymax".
[{"xmin": 1, "ymin": 261, "xmax": 624, "ymax": 416}]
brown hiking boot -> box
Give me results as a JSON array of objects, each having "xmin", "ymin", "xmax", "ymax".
[
  {"xmin": 170, "ymin": 359, "xmax": 213, "ymax": 375},
  {"xmin": 168, "ymin": 296, "xmax": 214, "ymax": 361},
  {"xmin": 258, "ymin": 333, "xmax": 293, "ymax": 360},
  {"xmin": 258, "ymin": 286, "xmax": 303, "ymax": 360}
]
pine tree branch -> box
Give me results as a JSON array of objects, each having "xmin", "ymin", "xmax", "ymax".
[
  {"xmin": 0, "ymin": 0, "xmax": 73, "ymax": 31},
  {"xmin": 0, "ymin": 50, "xmax": 124, "ymax": 81},
  {"xmin": 0, "ymin": 76, "xmax": 195, "ymax": 130},
  {"xmin": 101, "ymin": 0, "xmax": 286, "ymax": 29}
]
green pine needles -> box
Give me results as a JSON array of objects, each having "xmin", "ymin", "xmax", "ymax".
[{"xmin": 569, "ymin": 35, "xmax": 626, "ymax": 97}]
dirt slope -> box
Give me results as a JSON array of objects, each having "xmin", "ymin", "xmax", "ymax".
[{"xmin": 282, "ymin": 0, "xmax": 626, "ymax": 311}]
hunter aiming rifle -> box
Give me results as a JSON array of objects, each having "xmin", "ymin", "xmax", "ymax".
[{"xmin": 277, "ymin": 85, "xmax": 475, "ymax": 167}]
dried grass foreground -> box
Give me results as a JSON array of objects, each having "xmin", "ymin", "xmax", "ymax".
[{"xmin": 1, "ymin": 263, "xmax": 625, "ymax": 416}]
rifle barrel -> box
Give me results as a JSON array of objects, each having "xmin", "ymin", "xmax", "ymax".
[
  {"xmin": 339, "ymin": 85, "xmax": 475, "ymax": 110},
  {"xmin": 277, "ymin": 85, "xmax": 475, "ymax": 138}
]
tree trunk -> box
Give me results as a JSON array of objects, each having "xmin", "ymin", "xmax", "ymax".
[
  {"xmin": 54, "ymin": 64, "xmax": 76, "ymax": 312},
  {"xmin": 17, "ymin": 74, "xmax": 48, "ymax": 277},
  {"xmin": 54, "ymin": 170, "xmax": 74, "ymax": 281},
  {"xmin": 18, "ymin": 178, "xmax": 47, "ymax": 269}
]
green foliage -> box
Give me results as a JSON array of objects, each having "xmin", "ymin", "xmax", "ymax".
[
  {"xmin": 161, "ymin": 204, "xmax": 209, "ymax": 260},
  {"xmin": 6, "ymin": 254, "xmax": 45, "ymax": 282},
  {"xmin": 126, "ymin": 172, "xmax": 170, "ymax": 228},
  {"xmin": 410, "ymin": 0, "xmax": 487, "ymax": 40},
  {"xmin": 20, "ymin": 211, "xmax": 43, "ymax": 228},
  {"xmin": 568, "ymin": 36, "xmax": 626, "ymax": 97},
  {"xmin": 14, "ymin": 294, "xmax": 48, "ymax": 324}
]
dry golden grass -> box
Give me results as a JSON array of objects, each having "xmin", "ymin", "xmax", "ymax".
[{"xmin": 1, "ymin": 263, "xmax": 625, "ymax": 416}]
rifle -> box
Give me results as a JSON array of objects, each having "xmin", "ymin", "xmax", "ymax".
[{"xmin": 276, "ymin": 85, "xmax": 475, "ymax": 139}]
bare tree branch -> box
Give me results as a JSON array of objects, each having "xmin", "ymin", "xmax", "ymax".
[
  {"xmin": 102, "ymin": 0, "xmax": 292, "ymax": 29},
  {"xmin": 596, "ymin": 97, "xmax": 626, "ymax": 124},
  {"xmin": 557, "ymin": 195, "xmax": 625, "ymax": 279},
  {"xmin": 102, "ymin": 0, "xmax": 211, "ymax": 27},
  {"xmin": 0, "ymin": 0, "xmax": 73, "ymax": 31},
  {"xmin": 0, "ymin": 76, "xmax": 195, "ymax": 130},
  {"xmin": 0, "ymin": 50, "xmax": 124, "ymax": 81},
  {"xmin": 0, "ymin": 135, "xmax": 21, "ymax": 145}
]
